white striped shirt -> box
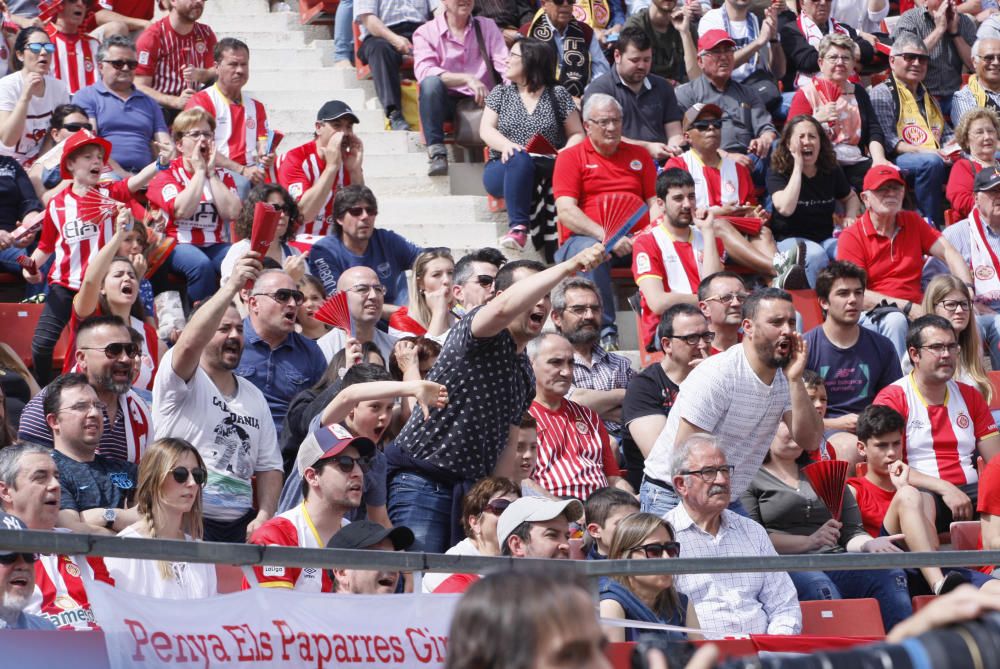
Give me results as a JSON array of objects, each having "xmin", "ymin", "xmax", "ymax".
[
  {"xmin": 47, "ymin": 27, "xmax": 99, "ymax": 95},
  {"xmin": 277, "ymin": 139, "xmax": 348, "ymax": 237},
  {"xmin": 529, "ymin": 398, "xmax": 614, "ymax": 500}
]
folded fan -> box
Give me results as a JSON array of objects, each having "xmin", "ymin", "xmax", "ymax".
[
  {"xmin": 813, "ymin": 77, "xmax": 843, "ymax": 104},
  {"xmin": 314, "ymin": 291, "xmax": 353, "ymax": 336},
  {"xmin": 245, "ymin": 202, "xmax": 282, "ymax": 289},
  {"xmin": 802, "ymin": 459, "xmax": 849, "ymax": 521},
  {"xmin": 11, "ymin": 211, "xmax": 44, "ymax": 243},
  {"xmin": 525, "ymin": 134, "xmax": 558, "ymax": 156},
  {"xmin": 719, "ymin": 215, "xmax": 764, "ymax": 236},
  {"xmin": 37, "ymin": 0, "xmax": 62, "ymax": 23},
  {"xmin": 266, "ymin": 129, "xmax": 284, "ymax": 155},
  {"xmin": 16, "ymin": 255, "xmax": 37, "ymax": 275},
  {"xmin": 596, "ymin": 192, "xmax": 649, "ymax": 250}
]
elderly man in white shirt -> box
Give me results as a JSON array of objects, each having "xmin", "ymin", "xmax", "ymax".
[{"xmin": 665, "ymin": 434, "xmax": 801, "ymax": 639}]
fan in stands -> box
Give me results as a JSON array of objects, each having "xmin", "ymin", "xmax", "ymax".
[
  {"xmin": 314, "ymin": 291, "xmax": 353, "ymax": 336},
  {"xmin": 803, "ymin": 460, "xmax": 850, "ymax": 521},
  {"xmin": 596, "ymin": 192, "xmax": 650, "ymax": 251}
]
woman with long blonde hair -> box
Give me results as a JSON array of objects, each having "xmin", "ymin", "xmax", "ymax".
[
  {"xmin": 104, "ymin": 438, "xmax": 217, "ymax": 599},
  {"xmin": 388, "ymin": 248, "xmax": 457, "ymax": 341}
]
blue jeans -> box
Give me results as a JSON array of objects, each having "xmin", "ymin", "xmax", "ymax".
[
  {"xmin": 895, "ymin": 152, "xmax": 947, "ymax": 226},
  {"xmin": 777, "ymin": 237, "xmax": 838, "ymax": 287},
  {"xmin": 418, "ymin": 76, "xmax": 463, "ymax": 147},
  {"xmin": 387, "ymin": 471, "xmax": 452, "ymax": 554},
  {"xmin": 483, "ymin": 152, "xmax": 536, "ymax": 230},
  {"xmin": 162, "ymin": 242, "xmax": 231, "ymax": 303},
  {"xmin": 639, "ymin": 479, "xmax": 749, "ymax": 518},
  {"xmin": 859, "ymin": 309, "xmax": 908, "ymax": 360},
  {"xmin": 333, "ymin": 0, "xmax": 354, "ymax": 62},
  {"xmin": 790, "ymin": 568, "xmax": 913, "ymax": 631},
  {"xmin": 554, "ymin": 234, "xmax": 618, "ymax": 334},
  {"xmin": 0, "ymin": 246, "xmax": 50, "ymax": 297},
  {"xmin": 977, "ymin": 313, "xmax": 1000, "ymax": 371}
]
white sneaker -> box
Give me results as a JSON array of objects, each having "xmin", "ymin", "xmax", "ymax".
[{"xmin": 271, "ymin": 1, "xmax": 292, "ymax": 12}]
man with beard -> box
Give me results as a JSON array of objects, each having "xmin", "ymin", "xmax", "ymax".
[
  {"xmin": 0, "ymin": 512, "xmax": 56, "ymax": 630},
  {"xmin": 19, "ymin": 315, "xmax": 152, "ymax": 464},
  {"xmin": 317, "ymin": 265, "xmax": 398, "ymax": 364},
  {"xmin": 152, "ymin": 253, "xmax": 285, "ymax": 543},
  {"xmin": 875, "ymin": 316, "xmax": 1000, "ymax": 533},
  {"xmin": 551, "ymin": 277, "xmax": 633, "ymax": 441},
  {"xmin": 641, "ymin": 288, "xmax": 824, "ymax": 516},
  {"xmin": 527, "ymin": 333, "xmax": 627, "ymax": 499},
  {"xmin": 327, "ymin": 521, "xmax": 414, "ymax": 594},
  {"xmin": 498, "ymin": 497, "xmax": 583, "ymax": 559}
]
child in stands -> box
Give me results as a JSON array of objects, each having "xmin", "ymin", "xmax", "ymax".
[{"xmin": 583, "ymin": 486, "xmax": 641, "ymax": 560}]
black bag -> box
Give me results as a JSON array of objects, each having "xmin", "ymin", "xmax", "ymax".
[
  {"xmin": 742, "ymin": 68, "xmax": 782, "ymax": 114},
  {"xmin": 453, "ymin": 18, "xmax": 500, "ymax": 148}
]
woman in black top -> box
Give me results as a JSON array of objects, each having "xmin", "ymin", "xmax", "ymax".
[{"xmin": 0, "ymin": 153, "xmax": 43, "ymax": 296}]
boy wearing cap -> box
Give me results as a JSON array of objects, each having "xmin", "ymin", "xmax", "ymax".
[
  {"xmin": 498, "ymin": 496, "xmax": 582, "ymax": 559},
  {"xmin": 327, "ymin": 520, "xmax": 414, "ymax": 595},
  {"xmin": 0, "ymin": 511, "xmax": 56, "ymax": 631},
  {"xmin": 278, "ymin": 100, "xmax": 365, "ymax": 237}
]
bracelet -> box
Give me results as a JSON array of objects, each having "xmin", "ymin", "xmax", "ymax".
[{"xmin": 156, "ymin": 160, "xmax": 170, "ymax": 171}]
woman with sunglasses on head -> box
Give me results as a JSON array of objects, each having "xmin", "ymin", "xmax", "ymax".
[
  {"xmin": 221, "ymin": 184, "xmax": 306, "ymax": 288},
  {"xmin": 0, "ymin": 27, "xmax": 70, "ymax": 167},
  {"xmin": 389, "ymin": 249, "xmax": 457, "ymax": 341},
  {"xmin": 105, "ymin": 437, "xmax": 218, "ymax": 599},
  {"xmin": 598, "ymin": 511, "xmax": 700, "ymax": 642}
]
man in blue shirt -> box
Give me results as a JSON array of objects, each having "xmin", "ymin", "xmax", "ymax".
[
  {"xmin": 307, "ymin": 184, "xmax": 422, "ymax": 314},
  {"xmin": 0, "ymin": 511, "xmax": 56, "ymax": 631},
  {"xmin": 237, "ymin": 270, "xmax": 327, "ymax": 438},
  {"xmin": 73, "ymin": 35, "xmax": 172, "ymax": 175}
]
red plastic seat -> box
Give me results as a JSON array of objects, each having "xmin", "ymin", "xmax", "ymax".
[
  {"xmin": 949, "ymin": 521, "xmax": 981, "ymax": 551},
  {"xmin": 0, "ymin": 302, "xmax": 43, "ymax": 367},
  {"xmin": 799, "ymin": 598, "xmax": 886, "ymax": 637},
  {"xmin": 911, "ymin": 595, "xmax": 936, "ymax": 612}
]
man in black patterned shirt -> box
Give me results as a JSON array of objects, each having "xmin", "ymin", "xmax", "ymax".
[{"xmin": 474, "ymin": 0, "xmax": 536, "ymax": 46}]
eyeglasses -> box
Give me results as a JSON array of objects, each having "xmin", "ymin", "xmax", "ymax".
[
  {"xmin": 705, "ymin": 292, "xmax": 749, "ymax": 304},
  {"xmin": 689, "ymin": 119, "xmax": 723, "ymax": 131},
  {"xmin": 24, "ymin": 43, "xmax": 55, "ymax": 55},
  {"xmin": 169, "ymin": 466, "xmax": 207, "ymax": 486},
  {"xmin": 62, "ymin": 122, "xmax": 93, "ymax": 132},
  {"xmin": 473, "ymin": 274, "xmax": 495, "ymax": 287},
  {"xmin": 701, "ymin": 46, "xmax": 736, "ymax": 57},
  {"xmin": 58, "ymin": 400, "xmax": 107, "ymax": 414},
  {"xmin": 483, "ymin": 498, "xmax": 513, "ymax": 515},
  {"xmin": 551, "ymin": 0, "xmax": 577, "ymax": 5},
  {"xmin": 680, "ymin": 465, "xmax": 735, "ymax": 482},
  {"xmin": 919, "ymin": 343, "xmax": 961, "ymax": 355},
  {"xmin": 937, "ymin": 299, "xmax": 971, "ymax": 313},
  {"xmin": 588, "ymin": 117, "xmax": 622, "ymax": 128},
  {"xmin": 0, "ymin": 553, "xmax": 37, "ymax": 565},
  {"xmin": 103, "ymin": 59, "xmax": 139, "ymax": 70},
  {"xmin": 896, "ymin": 53, "xmax": 929, "ymax": 63},
  {"xmin": 347, "ymin": 283, "xmax": 387, "ymax": 296},
  {"xmin": 565, "ymin": 304, "xmax": 601, "ymax": 316},
  {"xmin": 79, "ymin": 342, "xmax": 141, "ymax": 359},
  {"xmin": 346, "ymin": 206, "xmax": 378, "ymax": 217},
  {"xmin": 669, "ymin": 331, "xmax": 716, "ymax": 346},
  {"xmin": 183, "ymin": 130, "xmax": 213, "ymax": 139},
  {"xmin": 979, "ymin": 54, "xmax": 1000, "ymax": 63},
  {"xmin": 328, "ymin": 454, "xmax": 371, "ymax": 473},
  {"xmin": 632, "ymin": 541, "xmax": 681, "ymax": 559},
  {"xmin": 824, "ymin": 54, "xmax": 853, "ymax": 62},
  {"xmin": 253, "ymin": 289, "xmax": 305, "ymax": 305}
]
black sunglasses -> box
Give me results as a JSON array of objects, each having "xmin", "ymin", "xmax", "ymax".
[
  {"xmin": 0, "ymin": 552, "xmax": 37, "ymax": 565},
  {"xmin": 896, "ymin": 53, "xmax": 929, "ymax": 63},
  {"xmin": 346, "ymin": 206, "xmax": 377, "ymax": 217},
  {"xmin": 79, "ymin": 342, "xmax": 141, "ymax": 359},
  {"xmin": 474, "ymin": 274, "xmax": 495, "ymax": 287},
  {"xmin": 62, "ymin": 122, "xmax": 93, "ymax": 132},
  {"xmin": 329, "ymin": 454, "xmax": 371, "ymax": 473},
  {"xmin": 689, "ymin": 119, "xmax": 723, "ymax": 131},
  {"xmin": 483, "ymin": 498, "xmax": 512, "ymax": 515},
  {"xmin": 170, "ymin": 466, "xmax": 207, "ymax": 486},
  {"xmin": 104, "ymin": 59, "xmax": 139, "ymax": 70},
  {"xmin": 253, "ymin": 289, "xmax": 305, "ymax": 305},
  {"xmin": 634, "ymin": 541, "xmax": 681, "ymax": 559}
]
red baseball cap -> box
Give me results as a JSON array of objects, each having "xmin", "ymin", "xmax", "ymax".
[
  {"xmin": 60, "ymin": 129, "xmax": 112, "ymax": 180},
  {"xmin": 862, "ymin": 164, "xmax": 906, "ymax": 192},
  {"xmin": 698, "ymin": 29, "xmax": 736, "ymax": 53}
]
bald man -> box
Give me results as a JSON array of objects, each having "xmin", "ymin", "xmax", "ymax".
[{"xmin": 316, "ymin": 265, "xmax": 399, "ymax": 364}]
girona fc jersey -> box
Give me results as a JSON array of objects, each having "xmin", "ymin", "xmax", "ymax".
[
  {"xmin": 147, "ymin": 157, "xmax": 238, "ymax": 246},
  {"xmin": 26, "ymin": 552, "xmax": 113, "ymax": 630},
  {"xmin": 46, "ymin": 26, "xmax": 99, "ymax": 94},
  {"xmin": 278, "ymin": 139, "xmax": 350, "ymax": 236},
  {"xmin": 246, "ymin": 504, "xmax": 344, "ymax": 593}
]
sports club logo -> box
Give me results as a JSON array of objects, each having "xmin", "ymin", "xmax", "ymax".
[
  {"xmin": 109, "ymin": 472, "xmax": 134, "ymax": 490},
  {"xmin": 575, "ymin": 420, "xmax": 588, "ymax": 434},
  {"xmin": 84, "ymin": 60, "xmax": 93, "ymax": 72},
  {"xmin": 901, "ymin": 124, "xmax": 929, "ymax": 146},
  {"xmin": 976, "ymin": 265, "xmax": 996, "ymax": 281},
  {"xmin": 723, "ymin": 179, "xmax": 737, "ymax": 197},
  {"xmin": 956, "ymin": 412, "xmax": 970, "ymax": 430},
  {"xmin": 65, "ymin": 562, "xmax": 81, "ymax": 578},
  {"xmin": 629, "ymin": 160, "xmax": 642, "ymax": 171},
  {"xmin": 247, "ymin": 117, "xmax": 257, "ymax": 131},
  {"xmin": 195, "ymin": 41, "xmax": 206, "ymax": 54}
]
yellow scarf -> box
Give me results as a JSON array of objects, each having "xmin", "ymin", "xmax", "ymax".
[
  {"xmin": 573, "ymin": 0, "xmax": 612, "ymax": 29},
  {"xmin": 891, "ymin": 75, "xmax": 944, "ymax": 150}
]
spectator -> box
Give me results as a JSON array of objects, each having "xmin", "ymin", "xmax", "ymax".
[
  {"xmin": 247, "ymin": 424, "xmax": 374, "ymax": 592},
  {"xmin": 296, "ymin": 274, "xmax": 329, "ymax": 341},
  {"xmin": 642, "ymin": 288, "xmax": 824, "ymax": 515},
  {"xmin": 316, "ymin": 265, "xmax": 399, "ymax": 364},
  {"xmin": 46, "ymin": 0, "xmax": 100, "ymax": 95},
  {"xmin": 452, "ymin": 247, "xmax": 505, "ymax": 314},
  {"xmin": 698, "ymin": 0, "xmax": 783, "ymax": 96},
  {"xmin": 73, "ymin": 35, "xmax": 172, "ymax": 176},
  {"xmin": 103, "ymin": 437, "xmax": 218, "ymax": 599},
  {"xmin": 0, "ymin": 27, "xmax": 70, "ymax": 166},
  {"xmin": 583, "ymin": 486, "xmax": 641, "ymax": 559},
  {"xmin": 389, "ymin": 248, "xmax": 457, "ymax": 340},
  {"xmin": 526, "ymin": 332, "xmax": 626, "ymax": 500},
  {"xmin": 185, "ymin": 38, "xmax": 273, "ymax": 190},
  {"xmin": 785, "ymin": 33, "xmax": 888, "ymax": 193},
  {"xmin": 832, "ymin": 0, "xmax": 889, "ymax": 33},
  {"xmin": 800, "ymin": 370, "xmax": 838, "ymax": 462},
  {"xmin": 945, "ymin": 108, "xmax": 1000, "ymax": 220},
  {"xmin": 19, "ymin": 315, "xmax": 152, "ymax": 463},
  {"xmin": 94, "ymin": 0, "xmax": 155, "ymax": 36},
  {"xmin": 665, "ymin": 434, "xmax": 802, "ymax": 639},
  {"xmin": 583, "ymin": 27, "xmax": 684, "ymax": 162},
  {"xmin": 146, "ymin": 107, "xmax": 240, "ymax": 305},
  {"xmin": 492, "ymin": 411, "xmax": 548, "ymax": 497},
  {"xmin": 354, "ymin": 0, "xmax": 435, "ymax": 132},
  {"xmin": 45, "ymin": 373, "xmax": 139, "ymax": 535},
  {"xmin": 951, "ymin": 39, "xmax": 1000, "ymax": 131},
  {"xmin": 519, "ymin": 0, "xmax": 611, "ymax": 101},
  {"xmin": 836, "ymin": 165, "xmax": 972, "ymax": 359},
  {"xmin": 675, "ymin": 31, "xmax": 778, "ymax": 182},
  {"xmin": 698, "ymin": 270, "xmax": 747, "ymax": 354},
  {"xmin": 870, "ymin": 37, "xmax": 954, "ymax": 226},
  {"xmin": 421, "ymin": 476, "xmax": 520, "ymax": 594},
  {"xmin": 768, "ymin": 114, "xmax": 862, "ymax": 286},
  {"xmin": 0, "ymin": 385, "xmax": 16, "ymax": 448},
  {"xmin": 892, "ymin": 0, "xmax": 976, "ymax": 116},
  {"xmin": 480, "ymin": 37, "xmax": 583, "ymax": 252},
  {"xmin": 385, "ymin": 248, "xmax": 605, "ymax": 553},
  {"xmin": 135, "ymin": 0, "xmax": 217, "ymax": 123},
  {"xmin": 623, "ymin": 303, "xmax": 712, "ymax": 489},
  {"xmin": 0, "ymin": 511, "xmax": 56, "ymax": 630},
  {"xmin": 779, "ymin": 0, "xmax": 875, "ymax": 93},
  {"xmin": 152, "ymin": 254, "xmax": 286, "ymax": 543},
  {"xmin": 278, "ymin": 100, "xmax": 364, "ymax": 237},
  {"xmin": 497, "ymin": 496, "xmax": 582, "ymax": 558},
  {"xmin": 553, "ymin": 94, "xmax": 658, "ymax": 350},
  {"xmin": 474, "ymin": 0, "xmax": 535, "ymax": 47},
  {"xmin": 307, "ymin": 184, "xmax": 422, "ymax": 307},
  {"xmin": 625, "ymin": 0, "xmax": 700, "ymax": 83},
  {"xmin": 326, "ymin": 520, "xmax": 415, "ymax": 594},
  {"xmin": 742, "ymin": 422, "xmax": 913, "ymax": 630},
  {"xmin": 25, "ymin": 103, "xmax": 89, "ymax": 196},
  {"xmin": 237, "ymin": 269, "xmax": 327, "ymax": 436},
  {"xmin": 805, "ymin": 261, "xmax": 902, "ymax": 461},
  {"xmin": 221, "ymin": 184, "xmax": 303, "ymax": 287},
  {"xmin": 874, "ymin": 315, "xmax": 1000, "ymax": 532},
  {"xmin": 599, "ymin": 511, "xmax": 699, "ymax": 642},
  {"xmin": 413, "ymin": 0, "xmax": 507, "ymax": 176},
  {"xmin": 0, "ymin": 152, "xmax": 42, "ymax": 296},
  {"xmin": 388, "ymin": 336, "xmax": 440, "ymax": 381}
]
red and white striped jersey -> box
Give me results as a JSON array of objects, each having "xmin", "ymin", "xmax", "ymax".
[
  {"xmin": 147, "ymin": 157, "xmax": 238, "ymax": 246},
  {"xmin": 26, "ymin": 553, "xmax": 113, "ymax": 631},
  {"xmin": 97, "ymin": 0, "xmax": 154, "ymax": 19},
  {"xmin": 529, "ymin": 398, "xmax": 621, "ymax": 500},
  {"xmin": 874, "ymin": 374, "xmax": 999, "ymax": 486},
  {"xmin": 45, "ymin": 26, "xmax": 99, "ymax": 94},
  {"xmin": 185, "ymin": 85, "xmax": 268, "ymax": 167},
  {"xmin": 37, "ymin": 181, "xmax": 133, "ymax": 290},
  {"xmin": 245, "ymin": 504, "xmax": 335, "ymax": 593},
  {"xmin": 277, "ymin": 139, "xmax": 349, "ymax": 236},
  {"xmin": 135, "ymin": 16, "xmax": 216, "ymax": 98}
]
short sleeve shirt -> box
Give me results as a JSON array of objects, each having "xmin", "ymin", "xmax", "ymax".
[
  {"xmin": 485, "ymin": 83, "xmax": 576, "ymax": 161},
  {"xmin": 0, "ymin": 73, "xmax": 70, "ymax": 165},
  {"xmin": 766, "ymin": 167, "xmax": 851, "ymax": 243},
  {"xmin": 307, "ymin": 229, "xmax": 422, "ymax": 306},
  {"xmin": 135, "ymin": 16, "xmax": 217, "ymax": 97},
  {"xmin": 72, "ymin": 81, "xmax": 168, "ymax": 173},
  {"xmin": 53, "ymin": 450, "xmax": 137, "ymax": 512},
  {"xmin": 804, "ymin": 325, "xmax": 902, "ymax": 417},
  {"xmin": 582, "ymin": 70, "xmax": 683, "ymax": 144},
  {"xmin": 621, "ymin": 363, "xmax": 679, "ymax": 488}
]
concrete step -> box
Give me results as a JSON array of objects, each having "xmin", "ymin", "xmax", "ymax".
[
  {"xmin": 201, "ymin": 11, "xmax": 330, "ymax": 36},
  {"xmin": 248, "ymin": 68, "xmax": 373, "ymax": 93},
  {"xmin": 380, "ymin": 220, "xmax": 505, "ymax": 248},
  {"xmin": 224, "ymin": 29, "xmax": 314, "ymax": 48},
  {"xmin": 377, "ymin": 195, "xmax": 506, "ymax": 226},
  {"xmin": 364, "ymin": 174, "xmax": 451, "ymax": 198},
  {"xmin": 362, "ymin": 153, "xmax": 443, "ymax": 178},
  {"xmin": 249, "ymin": 87, "xmax": 368, "ymax": 111},
  {"xmin": 267, "ymin": 107, "xmax": 385, "ymax": 132},
  {"xmin": 201, "ymin": 0, "xmax": 270, "ymax": 17}
]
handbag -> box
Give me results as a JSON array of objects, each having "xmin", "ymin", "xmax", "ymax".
[
  {"xmin": 453, "ymin": 18, "xmax": 500, "ymax": 148},
  {"xmin": 742, "ymin": 68, "xmax": 782, "ymax": 113}
]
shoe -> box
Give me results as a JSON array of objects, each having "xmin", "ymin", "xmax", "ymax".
[
  {"xmin": 270, "ymin": 1, "xmax": 292, "ymax": 11},
  {"xmin": 500, "ymin": 225, "xmax": 528, "ymax": 250},
  {"xmin": 427, "ymin": 146, "xmax": 448, "ymax": 177},
  {"xmin": 771, "ymin": 241, "xmax": 809, "ymax": 290},
  {"xmin": 333, "ymin": 60, "xmax": 355, "ymax": 70},
  {"xmin": 600, "ymin": 331, "xmax": 620, "ymax": 352},
  {"xmin": 934, "ymin": 571, "xmax": 969, "ymax": 595},
  {"xmin": 388, "ymin": 110, "xmax": 411, "ymax": 132}
]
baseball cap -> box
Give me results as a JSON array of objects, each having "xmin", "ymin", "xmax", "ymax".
[
  {"xmin": 327, "ymin": 520, "xmax": 415, "ymax": 551},
  {"xmin": 496, "ymin": 497, "xmax": 584, "ymax": 549},
  {"xmin": 295, "ymin": 423, "xmax": 376, "ymax": 476},
  {"xmin": 0, "ymin": 510, "xmax": 28, "ymax": 556},
  {"xmin": 683, "ymin": 103, "xmax": 724, "ymax": 131},
  {"xmin": 698, "ymin": 29, "xmax": 736, "ymax": 54},
  {"xmin": 317, "ymin": 100, "xmax": 360, "ymax": 124},
  {"xmin": 60, "ymin": 129, "xmax": 112, "ymax": 180},
  {"xmin": 974, "ymin": 166, "xmax": 1000, "ymax": 192},
  {"xmin": 862, "ymin": 164, "xmax": 906, "ymax": 192}
]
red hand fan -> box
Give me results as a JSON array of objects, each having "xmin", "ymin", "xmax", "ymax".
[
  {"xmin": 719, "ymin": 216, "xmax": 764, "ymax": 236},
  {"xmin": 75, "ymin": 188, "xmax": 122, "ymax": 225},
  {"xmin": 525, "ymin": 134, "xmax": 558, "ymax": 156},
  {"xmin": 245, "ymin": 202, "xmax": 282, "ymax": 290},
  {"xmin": 267, "ymin": 130, "xmax": 284, "ymax": 155},
  {"xmin": 37, "ymin": 0, "xmax": 63, "ymax": 23},
  {"xmin": 16, "ymin": 255, "xmax": 37, "ymax": 275},
  {"xmin": 314, "ymin": 291, "xmax": 353, "ymax": 336},
  {"xmin": 813, "ymin": 78, "xmax": 843, "ymax": 104},
  {"xmin": 802, "ymin": 460, "xmax": 850, "ymax": 521},
  {"xmin": 596, "ymin": 192, "xmax": 650, "ymax": 249}
]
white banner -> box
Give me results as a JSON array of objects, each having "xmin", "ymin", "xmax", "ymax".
[{"xmin": 85, "ymin": 577, "xmax": 460, "ymax": 669}]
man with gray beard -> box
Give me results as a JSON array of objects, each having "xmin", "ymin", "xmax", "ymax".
[{"xmin": 0, "ymin": 511, "xmax": 56, "ymax": 630}]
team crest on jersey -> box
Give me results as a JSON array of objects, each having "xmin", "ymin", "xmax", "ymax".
[
  {"xmin": 723, "ymin": 180, "xmax": 737, "ymax": 196},
  {"xmin": 976, "ymin": 265, "xmax": 996, "ymax": 281},
  {"xmin": 64, "ymin": 562, "xmax": 81, "ymax": 578},
  {"xmin": 575, "ymin": 420, "xmax": 588, "ymax": 434},
  {"xmin": 288, "ymin": 183, "xmax": 303, "ymax": 198},
  {"xmin": 84, "ymin": 61, "xmax": 94, "ymax": 72},
  {"xmin": 109, "ymin": 472, "xmax": 134, "ymax": 489},
  {"xmin": 629, "ymin": 160, "xmax": 642, "ymax": 171},
  {"xmin": 195, "ymin": 41, "xmax": 206, "ymax": 54},
  {"xmin": 247, "ymin": 118, "xmax": 257, "ymax": 131},
  {"xmin": 956, "ymin": 413, "xmax": 971, "ymax": 429}
]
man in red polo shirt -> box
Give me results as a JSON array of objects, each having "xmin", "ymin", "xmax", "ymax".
[
  {"xmin": 552, "ymin": 93, "xmax": 657, "ymax": 351},
  {"xmin": 837, "ymin": 164, "xmax": 972, "ymax": 360}
]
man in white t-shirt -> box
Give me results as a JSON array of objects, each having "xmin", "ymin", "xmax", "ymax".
[
  {"xmin": 152, "ymin": 252, "xmax": 284, "ymax": 543},
  {"xmin": 317, "ymin": 265, "xmax": 398, "ymax": 364},
  {"xmin": 641, "ymin": 287, "xmax": 824, "ymax": 515},
  {"xmin": 698, "ymin": 0, "xmax": 784, "ymax": 84}
]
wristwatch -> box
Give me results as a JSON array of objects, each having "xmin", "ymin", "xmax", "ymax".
[{"xmin": 103, "ymin": 508, "xmax": 117, "ymax": 529}]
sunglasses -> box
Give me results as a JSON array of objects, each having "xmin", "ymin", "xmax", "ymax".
[
  {"xmin": 253, "ymin": 289, "xmax": 305, "ymax": 305},
  {"xmin": 62, "ymin": 122, "xmax": 93, "ymax": 132},
  {"xmin": 169, "ymin": 466, "xmax": 207, "ymax": 486},
  {"xmin": 24, "ymin": 43, "xmax": 56, "ymax": 55},
  {"xmin": 896, "ymin": 53, "xmax": 929, "ymax": 63},
  {"xmin": 346, "ymin": 206, "xmax": 377, "ymax": 217},
  {"xmin": 633, "ymin": 541, "xmax": 681, "ymax": 559},
  {"xmin": 79, "ymin": 342, "xmax": 141, "ymax": 359},
  {"xmin": 483, "ymin": 498, "xmax": 513, "ymax": 515},
  {"xmin": 0, "ymin": 552, "xmax": 37, "ymax": 565},
  {"xmin": 474, "ymin": 274, "xmax": 495, "ymax": 287},
  {"xmin": 551, "ymin": 0, "xmax": 577, "ymax": 4},
  {"xmin": 329, "ymin": 454, "xmax": 371, "ymax": 473},
  {"xmin": 689, "ymin": 119, "xmax": 723, "ymax": 131},
  {"xmin": 103, "ymin": 59, "xmax": 139, "ymax": 70}
]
